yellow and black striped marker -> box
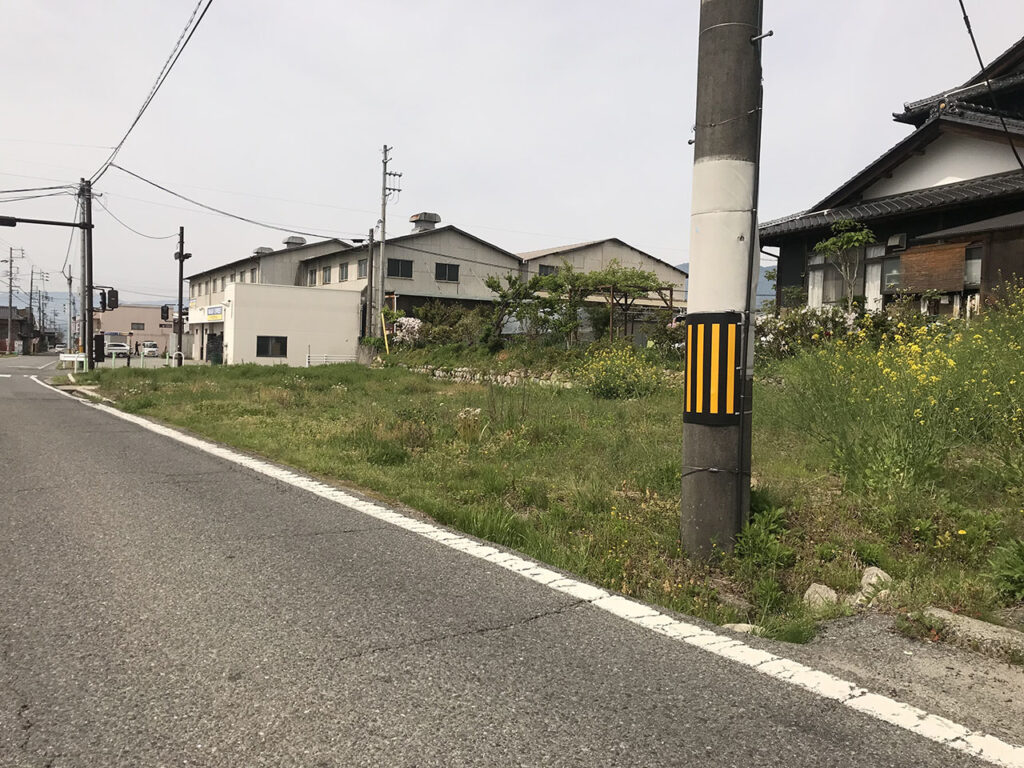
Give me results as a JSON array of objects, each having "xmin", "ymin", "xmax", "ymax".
[{"xmin": 684, "ymin": 312, "xmax": 742, "ymax": 426}]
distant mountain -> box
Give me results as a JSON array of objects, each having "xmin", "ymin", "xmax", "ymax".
[{"xmin": 675, "ymin": 262, "xmax": 774, "ymax": 308}]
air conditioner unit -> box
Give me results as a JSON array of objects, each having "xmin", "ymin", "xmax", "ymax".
[{"xmin": 887, "ymin": 233, "xmax": 907, "ymax": 251}]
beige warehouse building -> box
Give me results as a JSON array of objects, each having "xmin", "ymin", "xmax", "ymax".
[{"xmin": 92, "ymin": 304, "xmax": 176, "ymax": 355}]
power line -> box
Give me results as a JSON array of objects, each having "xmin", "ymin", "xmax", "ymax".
[
  {"xmin": 957, "ymin": 0, "xmax": 1024, "ymax": 170},
  {"xmin": 61, "ymin": 198, "xmax": 82, "ymax": 274},
  {"xmin": 0, "ymin": 191, "xmax": 75, "ymax": 204},
  {"xmin": 91, "ymin": 0, "xmax": 215, "ymax": 183},
  {"xmin": 109, "ymin": 164, "xmax": 364, "ymax": 239},
  {"xmin": 94, "ymin": 196, "xmax": 177, "ymax": 240},
  {"xmin": 0, "ymin": 184, "xmax": 76, "ymax": 194}
]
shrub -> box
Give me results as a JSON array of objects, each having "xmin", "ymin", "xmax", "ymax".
[
  {"xmin": 392, "ymin": 317, "xmax": 423, "ymax": 346},
  {"xmin": 989, "ymin": 539, "xmax": 1024, "ymax": 602},
  {"xmin": 755, "ymin": 305, "xmax": 849, "ymax": 360},
  {"xmin": 577, "ymin": 346, "xmax": 663, "ymax": 399}
]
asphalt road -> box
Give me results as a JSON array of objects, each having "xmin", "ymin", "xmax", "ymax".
[{"xmin": 0, "ymin": 367, "xmax": 1006, "ymax": 767}]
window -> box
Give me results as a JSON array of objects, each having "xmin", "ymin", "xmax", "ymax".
[
  {"xmin": 230, "ymin": 272, "xmax": 236, "ymax": 283},
  {"xmin": 307, "ymin": 268, "xmax": 317, "ymax": 286},
  {"xmin": 238, "ymin": 271, "xmax": 245, "ymax": 283},
  {"xmin": 322, "ymin": 265, "xmax": 332, "ymax": 285},
  {"xmin": 256, "ymin": 336, "xmax": 288, "ymax": 358},
  {"xmin": 539, "ymin": 264, "xmax": 559, "ymax": 276},
  {"xmin": 822, "ymin": 264, "xmax": 845, "ymax": 304},
  {"xmin": 387, "ymin": 258, "xmax": 413, "ymax": 278},
  {"xmin": 250, "ymin": 267, "xmax": 257, "ymax": 283},
  {"xmin": 821, "ymin": 248, "xmax": 865, "ymax": 304},
  {"xmin": 435, "ymin": 262, "xmax": 459, "ymax": 282},
  {"xmin": 882, "ymin": 257, "xmax": 901, "ymax": 291},
  {"xmin": 130, "ymin": 322, "xmax": 145, "ymax": 331},
  {"xmin": 357, "ymin": 258, "xmax": 368, "ymax": 278},
  {"xmin": 964, "ymin": 245, "xmax": 982, "ymax": 285},
  {"xmin": 204, "ymin": 281, "xmax": 210, "ymax": 294},
  {"xmin": 339, "ymin": 262, "xmax": 349, "ymax": 281}
]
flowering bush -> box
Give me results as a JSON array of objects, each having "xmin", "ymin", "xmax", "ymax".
[
  {"xmin": 578, "ymin": 346, "xmax": 663, "ymax": 399},
  {"xmin": 755, "ymin": 306, "xmax": 850, "ymax": 360},
  {"xmin": 392, "ymin": 317, "xmax": 423, "ymax": 346}
]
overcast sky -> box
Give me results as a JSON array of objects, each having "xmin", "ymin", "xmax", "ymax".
[{"xmin": 3, "ymin": 0, "xmax": 1024, "ymax": 311}]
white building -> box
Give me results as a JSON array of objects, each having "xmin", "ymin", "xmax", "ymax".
[{"xmin": 185, "ymin": 215, "xmax": 689, "ymax": 365}]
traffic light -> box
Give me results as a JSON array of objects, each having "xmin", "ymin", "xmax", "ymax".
[
  {"xmin": 107, "ymin": 289, "xmax": 118, "ymax": 309},
  {"xmin": 98, "ymin": 290, "xmax": 106, "ymax": 312},
  {"xmin": 161, "ymin": 304, "xmax": 170, "ymax": 321},
  {"xmin": 180, "ymin": 306, "xmax": 189, "ymax": 321}
]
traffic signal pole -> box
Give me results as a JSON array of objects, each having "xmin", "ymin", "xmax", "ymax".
[{"xmin": 680, "ymin": 0, "xmax": 766, "ymax": 557}]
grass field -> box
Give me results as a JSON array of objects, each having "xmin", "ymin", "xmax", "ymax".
[{"xmin": 70, "ymin": 297, "xmax": 1024, "ymax": 642}]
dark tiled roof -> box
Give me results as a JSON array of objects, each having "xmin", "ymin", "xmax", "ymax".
[
  {"xmin": 760, "ymin": 170, "xmax": 1024, "ymax": 241},
  {"xmin": 896, "ymin": 72, "xmax": 1024, "ymax": 124}
]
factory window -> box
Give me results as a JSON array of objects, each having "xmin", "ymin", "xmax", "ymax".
[
  {"xmin": 387, "ymin": 258, "xmax": 413, "ymax": 278},
  {"xmin": 256, "ymin": 336, "xmax": 288, "ymax": 358},
  {"xmin": 434, "ymin": 263, "xmax": 459, "ymax": 282}
]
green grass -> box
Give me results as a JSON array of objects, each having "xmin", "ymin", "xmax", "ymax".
[{"xmin": 74, "ymin": 296, "xmax": 1024, "ymax": 640}]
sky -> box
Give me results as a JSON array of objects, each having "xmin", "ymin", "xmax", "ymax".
[{"xmin": 2, "ymin": 0, "xmax": 1024, "ymax": 317}]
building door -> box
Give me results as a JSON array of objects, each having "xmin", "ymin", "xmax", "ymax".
[{"xmin": 207, "ymin": 333, "xmax": 224, "ymax": 365}]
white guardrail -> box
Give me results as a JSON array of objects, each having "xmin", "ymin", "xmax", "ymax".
[{"xmin": 305, "ymin": 354, "xmax": 357, "ymax": 367}]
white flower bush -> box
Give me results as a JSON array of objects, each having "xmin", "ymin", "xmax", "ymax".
[{"xmin": 392, "ymin": 316, "xmax": 423, "ymax": 345}]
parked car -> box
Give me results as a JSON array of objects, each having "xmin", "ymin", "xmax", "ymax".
[
  {"xmin": 106, "ymin": 342, "xmax": 130, "ymax": 358},
  {"xmin": 141, "ymin": 341, "xmax": 160, "ymax": 357}
]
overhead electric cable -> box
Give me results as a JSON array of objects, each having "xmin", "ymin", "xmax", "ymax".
[
  {"xmin": 110, "ymin": 164, "xmax": 363, "ymax": 239},
  {"xmin": 61, "ymin": 198, "xmax": 82, "ymax": 274},
  {"xmin": 94, "ymin": 196, "xmax": 177, "ymax": 240},
  {"xmin": 0, "ymin": 191, "xmax": 74, "ymax": 204},
  {"xmin": 0, "ymin": 184, "xmax": 76, "ymax": 194},
  {"xmin": 91, "ymin": 0, "xmax": 214, "ymax": 183},
  {"xmin": 957, "ymin": 0, "xmax": 1024, "ymax": 169}
]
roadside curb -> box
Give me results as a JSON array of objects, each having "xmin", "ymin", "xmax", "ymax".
[{"xmin": 926, "ymin": 607, "xmax": 1024, "ymax": 664}]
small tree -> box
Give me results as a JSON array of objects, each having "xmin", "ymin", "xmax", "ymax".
[
  {"xmin": 483, "ymin": 273, "xmax": 543, "ymax": 348},
  {"xmin": 589, "ymin": 260, "xmax": 665, "ymax": 340},
  {"xmin": 538, "ymin": 263, "xmax": 597, "ymax": 347},
  {"xmin": 814, "ymin": 220, "xmax": 876, "ymax": 315}
]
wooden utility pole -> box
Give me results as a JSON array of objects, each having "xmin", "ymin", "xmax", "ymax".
[{"xmin": 680, "ymin": 0, "xmax": 767, "ymax": 556}]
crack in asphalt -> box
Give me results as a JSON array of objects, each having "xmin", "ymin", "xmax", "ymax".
[{"xmin": 325, "ymin": 600, "xmax": 588, "ymax": 664}]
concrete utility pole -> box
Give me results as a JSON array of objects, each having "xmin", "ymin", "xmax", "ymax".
[
  {"xmin": 174, "ymin": 227, "xmax": 191, "ymax": 366},
  {"xmin": 6, "ymin": 247, "xmax": 23, "ymax": 354},
  {"xmin": 364, "ymin": 227, "xmax": 375, "ymax": 337},
  {"xmin": 64, "ymin": 267, "xmax": 73, "ymax": 352},
  {"xmin": 27, "ymin": 267, "xmax": 34, "ymax": 347},
  {"xmin": 372, "ymin": 145, "xmax": 402, "ymax": 337},
  {"xmin": 79, "ymin": 179, "xmax": 95, "ymax": 370},
  {"xmin": 680, "ymin": 0, "xmax": 767, "ymax": 557}
]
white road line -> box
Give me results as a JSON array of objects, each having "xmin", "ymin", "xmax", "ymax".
[
  {"xmin": 28, "ymin": 375, "xmax": 1024, "ymax": 768},
  {"xmin": 37, "ymin": 360, "xmax": 57, "ymax": 369},
  {"xmin": 0, "ymin": 374, "xmax": 10, "ymax": 378}
]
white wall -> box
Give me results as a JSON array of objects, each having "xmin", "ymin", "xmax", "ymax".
[
  {"xmin": 222, "ymin": 283, "xmax": 361, "ymax": 367},
  {"xmin": 863, "ymin": 133, "xmax": 1021, "ymax": 199}
]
